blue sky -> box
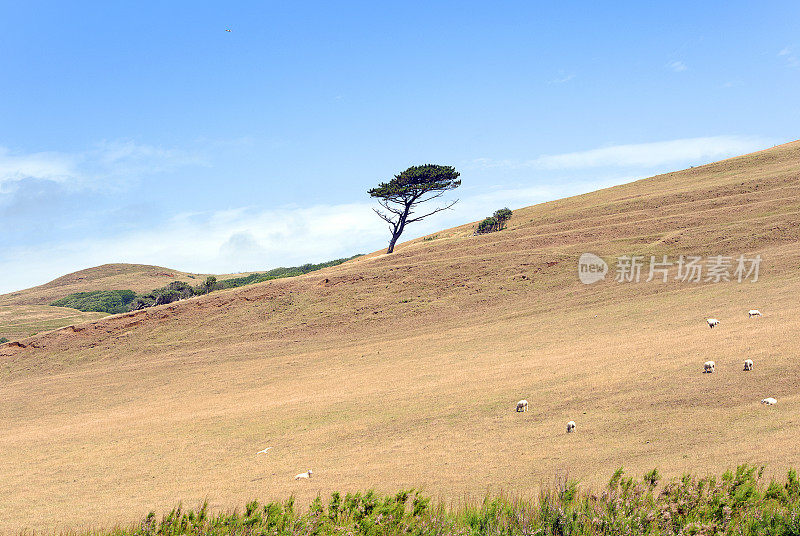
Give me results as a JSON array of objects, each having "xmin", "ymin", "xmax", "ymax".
[{"xmin": 1, "ymin": 1, "xmax": 798, "ymax": 293}]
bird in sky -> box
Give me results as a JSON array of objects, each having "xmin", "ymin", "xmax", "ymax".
[
  {"xmin": 257, "ymin": 447, "xmax": 272, "ymax": 454},
  {"xmin": 225, "ymin": 27, "xmax": 232, "ymax": 32}
]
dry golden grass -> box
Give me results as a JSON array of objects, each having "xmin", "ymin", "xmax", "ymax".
[
  {"xmin": 0, "ymin": 264, "xmax": 261, "ymax": 340},
  {"xmin": 1, "ymin": 141, "xmax": 799, "ymax": 533},
  {"xmin": 0, "ymin": 263, "xmax": 259, "ymax": 307},
  {"xmin": 0, "ymin": 305, "xmax": 107, "ymax": 341}
]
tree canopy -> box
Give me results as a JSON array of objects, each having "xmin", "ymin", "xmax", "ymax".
[{"xmin": 368, "ymin": 164, "xmax": 460, "ymax": 253}]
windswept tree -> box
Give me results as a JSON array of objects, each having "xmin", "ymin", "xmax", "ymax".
[{"xmin": 368, "ymin": 164, "xmax": 461, "ymax": 254}]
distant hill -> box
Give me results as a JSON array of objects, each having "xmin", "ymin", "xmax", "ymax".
[
  {"xmin": 0, "ymin": 264, "xmax": 224, "ymax": 341},
  {"xmin": 0, "ymin": 257, "xmax": 360, "ymax": 341},
  {"xmin": 2, "ymin": 141, "xmax": 800, "ymax": 532},
  {"xmin": 0, "ymin": 263, "xmax": 221, "ymax": 306}
]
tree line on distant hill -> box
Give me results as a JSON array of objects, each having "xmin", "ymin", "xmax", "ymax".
[{"xmin": 50, "ymin": 255, "xmax": 362, "ymax": 315}]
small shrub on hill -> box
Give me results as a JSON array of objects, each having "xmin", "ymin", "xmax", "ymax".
[
  {"xmin": 475, "ymin": 208, "xmax": 513, "ymax": 235},
  {"xmin": 0, "ymin": 336, "xmax": 8, "ymax": 344},
  {"xmin": 476, "ymin": 217, "xmax": 499, "ymax": 234}
]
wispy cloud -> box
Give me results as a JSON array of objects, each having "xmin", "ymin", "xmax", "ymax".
[
  {"xmin": 0, "ymin": 135, "xmax": 775, "ymax": 294},
  {"xmin": 667, "ymin": 60, "xmax": 687, "ymax": 72},
  {"xmin": 0, "ymin": 141, "xmax": 203, "ymax": 192},
  {"xmin": 778, "ymin": 46, "xmax": 799, "ymax": 68},
  {"xmin": 0, "ymin": 148, "xmax": 79, "ymax": 191},
  {"xmin": 0, "ymin": 202, "xmax": 383, "ymax": 293},
  {"xmin": 469, "ymin": 135, "xmax": 770, "ymax": 171},
  {"xmin": 0, "ymin": 176, "xmax": 623, "ymax": 294},
  {"xmin": 548, "ymin": 72, "xmax": 575, "ymax": 84}
]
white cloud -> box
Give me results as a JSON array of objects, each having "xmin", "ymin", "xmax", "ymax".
[
  {"xmin": 667, "ymin": 60, "xmax": 687, "ymax": 72},
  {"xmin": 469, "ymin": 135, "xmax": 770, "ymax": 171},
  {"xmin": 778, "ymin": 46, "xmax": 799, "ymax": 68},
  {"xmin": 548, "ymin": 72, "xmax": 575, "ymax": 84},
  {"xmin": 0, "ymin": 148, "xmax": 80, "ymax": 190},
  {"xmin": 0, "ymin": 142, "xmax": 203, "ymax": 191},
  {"xmin": 0, "ymin": 201, "xmax": 386, "ymax": 293},
  {"xmin": 0, "ymin": 135, "xmax": 774, "ymax": 294},
  {"xmin": 0, "ymin": 176, "xmax": 626, "ymax": 294}
]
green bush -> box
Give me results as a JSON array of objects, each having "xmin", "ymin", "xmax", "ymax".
[
  {"xmin": 51, "ymin": 290, "xmax": 137, "ymax": 314},
  {"xmin": 63, "ymin": 465, "xmax": 800, "ymax": 536},
  {"xmin": 0, "ymin": 337, "xmax": 8, "ymax": 344},
  {"xmin": 475, "ymin": 208, "xmax": 513, "ymax": 235},
  {"xmin": 476, "ymin": 217, "xmax": 498, "ymax": 234},
  {"xmin": 130, "ymin": 281, "xmax": 195, "ymax": 310},
  {"xmin": 493, "ymin": 207, "xmax": 512, "ymax": 228}
]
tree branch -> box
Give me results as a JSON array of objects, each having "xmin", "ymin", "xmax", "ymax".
[
  {"xmin": 416, "ymin": 191, "xmax": 445, "ymax": 204},
  {"xmin": 372, "ymin": 207, "xmax": 396, "ymax": 225},
  {"xmin": 405, "ymin": 199, "xmax": 459, "ymax": 223},
  {"xmin": 378, "ymin": 199, "xmax": 406, "ymax": 216}
]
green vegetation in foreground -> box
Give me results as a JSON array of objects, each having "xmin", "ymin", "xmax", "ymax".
[
  {"xmin": 50, "ymin": 255, "xmax": 363, "ymax": 314},
  {"xmin": 78, "ymin": 466, "xmax": 800, "ymax": 536},
  {"xmin": 51, "ymin": 290, "xmax": 137, "ymax": 314}
]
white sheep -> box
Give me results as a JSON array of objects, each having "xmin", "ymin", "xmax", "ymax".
[
  {"xmin": 707, "ymin": 318, "xmax": 720, "ymax": 328},
  {"xmin": 703, "ymin": 361, "xmax": 715, "ymax": 373},
  {"xmin": 294, "ymin": 469, "xmax": 313, "ymax": 480},
  {"xmin": 761, "ymin": 398, "xmax": 777, "ymax": 405},
  {"xmin": 566, "ymin": 421, "xmax": 576, "ymax": 433},
  {"xmin": 748, "ymin": 310, "xmax": 763, "ymax": 318},
  {"xmin": 743, "ymin": 359, "xmax": 753, "ymax": 371},
  {"xmin": 516, "ymin": 400, "xmax": 529, "ymax": 412}
]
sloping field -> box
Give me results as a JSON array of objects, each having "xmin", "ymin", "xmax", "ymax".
[
  {"xmin": 0, "ymin": 305, "xmax": 107, "ymax": 342},
  {"xmin": 1, "ymin": 141, "xmax": 799, "ymax": 532},
  {"xmin": 0, "ymin": 264, "xmax": 260, "ymax": 340}
]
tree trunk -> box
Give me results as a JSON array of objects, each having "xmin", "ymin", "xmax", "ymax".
[
  {"xmin": 386, "ymin": 203, "xmax": 411, "ymax": 254},
  {"xmin": 387, "ymin": 234, "xmax": 399, "ymax": 254}
]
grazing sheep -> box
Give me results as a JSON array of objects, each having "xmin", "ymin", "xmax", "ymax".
[
  {"xmin": 761, "ymin": 398, "xmax": 777, "ymax": 405},
  {"xmin": 566, "ymin": 421, "xmax": 576, "ymax": 433},
  {"xmin": 744, "ymin": 359, "xmax": 753, "ymax": 371},
  {"xmin": 295, "ymin": 469, "xmax": 313, "ymax": 480},
  {"xmin": 748, "ymin": 310, "xmax": 763, "ymax": 318},
  {"xmin": 707, "ymin": 318, "xmax": 720, "ymax": 328},
  {"xmin": 703, "ymin": 361, "xmax": 715, "ymax": 373},
  {"xmin": 516, "ymin": 400, "xmax": 529, "ymax": 412}
]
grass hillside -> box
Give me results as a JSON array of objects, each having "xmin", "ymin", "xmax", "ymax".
[
  {"xmin": 0, "ymin": 305, "xmax": 107, "ymax": 341},
  {"xmin": 0, "ymin": 263, "xmax": 219, "ymax": 306},
  {"xmin": 1, "ymin": 141, "xmax": 799, "ymax": 533},
  {"xmin": 0, "ymin": 264, "xmax": 259, "ymax": 341}
]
